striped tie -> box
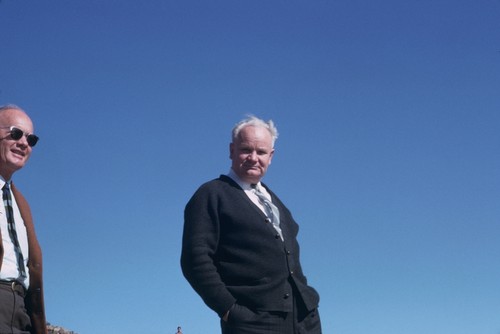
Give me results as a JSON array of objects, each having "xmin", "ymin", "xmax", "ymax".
[
  {"xmin": 253, "ymin": 184, "xmax": 283, "ymax": 241},
  {"xmin": 2, "ymin": 183, "xmax": 27, "ymax": 282}
]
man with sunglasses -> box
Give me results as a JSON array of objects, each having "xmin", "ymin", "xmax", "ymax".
[{"xmin": 0, "ymin": 105, "xmax": 46, "ymax": 334}]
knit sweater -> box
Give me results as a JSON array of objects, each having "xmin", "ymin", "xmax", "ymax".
[{"xmin": 181, "ymin": 175, "xmax": 319, "ymax": 317}]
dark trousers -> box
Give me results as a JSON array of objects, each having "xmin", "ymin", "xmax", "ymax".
[
  {"xmin": 221, "ymin": 294, "xmax": 322, "ymax": 334},
  {"xmin": 0, "ymin": 281, "xmax": 31, "ymax": 334}
]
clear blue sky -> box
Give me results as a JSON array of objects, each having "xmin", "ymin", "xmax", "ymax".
[{"xmin": 1, "ymin": 1, "xmax": 499, "ymax": 333}]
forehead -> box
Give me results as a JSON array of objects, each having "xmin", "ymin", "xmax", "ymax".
[
  {"xmin": 236, "ymin": 126, "xmax": 273, "ymax": 145},
  {"xmin": 0, "ymin": 109, "xmax": 34, "ymax": 131}
]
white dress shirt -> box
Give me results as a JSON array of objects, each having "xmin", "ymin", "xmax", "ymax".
[
  {"xmin": 0, "ymin": 178, "xmax": 30, "ymax": 288},
  {"xmin": 227, "ymin": 169, "xmax": 272, "ymax": 215},
  {"xmin": 227, "ymin": 169, "xmax": 284, "ymax": 241}
]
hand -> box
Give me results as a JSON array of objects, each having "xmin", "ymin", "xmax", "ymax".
[
  {"xmin": 222, "ymin": 304, "xmax": 235, "ymax": 322},
  {"xmin": 222, "ymin": 310, "xmax": 230, "ymax": 322}
]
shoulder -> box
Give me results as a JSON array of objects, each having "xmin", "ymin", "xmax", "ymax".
[
  {"xmin": 186, "ymin": 175, "xmax": 242, "ymax": 207},
  {"xmin": 193, "ymin": 175, "xmax": 240, "ymax": 196},
  {"xmin": 11, "ymin": 183, "xmax": 35, "ymax": 227},
  {"xmin": 261, "ymin": 183, "xmax": 291, "ymax": 212},
  {"xmin": 261, "ymin": 182, "xmax": 280, "ymax": 201},
  {"xmin": 185, "ymin": 176, "xmax": 247, "ymax": 222},
  {"xmin": 11, "ymin": 183, "xmax": 30, "ymax": 209}
]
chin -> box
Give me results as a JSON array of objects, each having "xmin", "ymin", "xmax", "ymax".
[
  {"xmin": 245, "ymin": 174, "xmax": 262, "ymax": 182},
  {"xmin": 8, "ymin": 162, "xmax": 26, "ymax": 171}
]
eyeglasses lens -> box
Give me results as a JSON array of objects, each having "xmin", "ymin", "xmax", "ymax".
[
  {"xmin": 9, "ymin": 127, "xmax": 39, "ymax": 147},
  {"xmin": 10, "ymin": 128, "xmax": 23, "ymax": 140},
  {"xmin": 27, "ymin": 135, "xmax": 39, "ymax": 147}
]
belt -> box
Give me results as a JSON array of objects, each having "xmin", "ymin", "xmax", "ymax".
[{"xmin": 0, "ymin": 280, "xmax": 26, "ymax": 297}]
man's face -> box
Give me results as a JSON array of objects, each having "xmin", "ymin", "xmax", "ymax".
[
  {"xmin": 0, "ymin": 109, "xmax": 34, "ymax": 180},
  {"xmin": 230, "ymin": 125, "xmax": 274, "ymax": 184}
]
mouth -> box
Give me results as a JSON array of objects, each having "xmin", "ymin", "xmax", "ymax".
[
  {"xmin": 11, "ymin": 149, "xmax": 26, "ymax": 158},
  {"xmin": 244, "ymin": 164, "xmax": 259, "ymax": 170}
]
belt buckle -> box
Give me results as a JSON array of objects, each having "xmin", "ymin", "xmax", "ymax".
[{"xmin": 10, "ymin": 281, "xmax": 24, "ymax": 295}]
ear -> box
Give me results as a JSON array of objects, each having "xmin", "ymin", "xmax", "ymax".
[
  {"xmin": 229, "ymin": 142, "xmax": 234, "ymax": 159},
  {"xmin": 269, "ymin": 148, "xmax": 275, "ymax": 164}
]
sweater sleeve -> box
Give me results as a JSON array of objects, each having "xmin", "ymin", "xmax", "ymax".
[{"xmin": 180, "ymin": 183, "xmax": 236, "ymax": 317}]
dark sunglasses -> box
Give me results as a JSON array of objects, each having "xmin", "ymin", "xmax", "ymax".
[{"xmin": 6, "ymin": 126, "xmax": 39, "ymax": 147}]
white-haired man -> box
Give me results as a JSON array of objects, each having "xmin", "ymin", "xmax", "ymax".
[{"xmin": 181, "ymin": 116, "xmax": 322, "ymax": 334}]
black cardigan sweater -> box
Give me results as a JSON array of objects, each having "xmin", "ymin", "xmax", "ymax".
[{"xmin": 181, "ymin": 175, "xmax": 319, "ymax": 317}]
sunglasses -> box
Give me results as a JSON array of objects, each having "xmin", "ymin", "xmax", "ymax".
[{"xmin": 3, "ymin": 126, "xmax": 39, "ymax": 147}]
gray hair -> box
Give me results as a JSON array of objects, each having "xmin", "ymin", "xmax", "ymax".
[
  {"xmin": 0, "ymin": 104, "xmax": 24, "ymax": 113},
  {"xmin": 232, "ymin": 115, "xmax": 279, "ymax": 146}
]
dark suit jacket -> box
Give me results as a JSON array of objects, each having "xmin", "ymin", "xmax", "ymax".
[
  {"xmin": 181, "ymin": 175, "xmax": 319, "ymax": 318},
  {"xmin": 0, "ymin": 183, "xmax": 47, "ymax": 334}
]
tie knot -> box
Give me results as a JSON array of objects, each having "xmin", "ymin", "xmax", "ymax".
[
  {"xmin": 251, "ymin": 183, "xmax": 263, "ymax": 192},
  {"xmin": 2, "ymin": 182, "xmax": 10, "ymax": 192}
]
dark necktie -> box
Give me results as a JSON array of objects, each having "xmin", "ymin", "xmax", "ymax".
[
  {"xmin": 2, "ymin": 183, "xmax": 27, "ymax": 282},
  {"xmin": 252, "ymin": 184, "xmax": 283, "ymax": 241}
]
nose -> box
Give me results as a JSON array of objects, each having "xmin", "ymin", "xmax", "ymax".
[
  {"xmin": 247, "ymin": 151, "xmax": 258, "ymax": 161},
  {"xmin": 16, "ymin": 134, "xmax": 29, "ymax": 148}
]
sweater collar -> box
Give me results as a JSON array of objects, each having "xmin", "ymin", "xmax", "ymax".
[{"xmin": 227, "ymin": 169, "xmax": 261, "ymax": 191}]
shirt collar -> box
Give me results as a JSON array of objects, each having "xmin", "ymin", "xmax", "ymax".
[
  {"xmin": 227, "ymin": 169, "xmax": 261, "ymax": 191},
  {"xmin": 0, "ymin": 176, "xmax": 9, "ymax": 189}
]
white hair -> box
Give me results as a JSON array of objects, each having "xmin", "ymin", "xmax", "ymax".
[{"xmin": 232, "ymin": 115, "xmax": 279, "ymax": 146}]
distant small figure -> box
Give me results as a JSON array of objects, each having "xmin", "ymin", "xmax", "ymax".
[{"xmin": 176, "ymin": 326, "xmax": 183, "ymax": 334}]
